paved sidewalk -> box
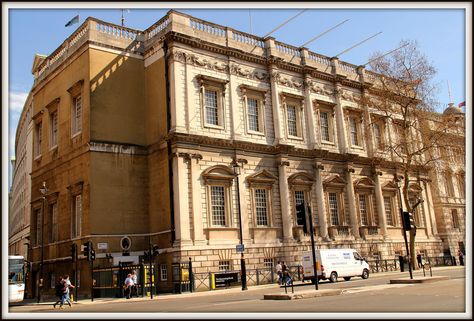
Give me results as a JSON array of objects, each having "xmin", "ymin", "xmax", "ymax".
[{"xmin": 11, "ymin": 265, "xmax": 463, "ymax": 307}]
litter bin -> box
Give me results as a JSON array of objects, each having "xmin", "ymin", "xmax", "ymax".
[{"xmin": 399, "ymin": 256, "xmax": 409, "ymax": 272}]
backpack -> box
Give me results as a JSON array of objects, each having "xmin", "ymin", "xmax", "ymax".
[{"xmin": 55, "ymin": 282, "xmax": 64, "ymax": 297}]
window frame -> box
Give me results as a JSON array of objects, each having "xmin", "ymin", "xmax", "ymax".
[
  {"xmin": 202, "ymin": 166, "xmax": 235, "ymax": 229},
  {"xmin": 383, "ymin": 195, "xmax": 395, "ymax": 226},
  {"xmin": 281, "ymin": 93, "xmax": 305, "ymax": 140},
  {"xmin": 451, "ymin": 209, "xmax": 459, "ymax": 229},
  {"xmin": 34, "ymin": 121, "xmax": 43, "ymax": 159},
  {"xmin": 240, "ymin": 85, "xmax": 267, "ymax": 136},
  {"xmin": 49, "ymin": 110, "xmax": 59, "ymax": 149},
  {"xmin": 49, "ymin": 201, "xmax": 58, "ymax": 243},
  {"xmin": 71, "ymin": 194, "xmax": 82, "ymax": 238},
  {"xmin": 160, "ymin": 264, "xmax": 168, "ymax": 281},
  {"xmin": 315, "ymin": 101, "xmax": 336, "ymax": 145},
  {"xmin": 197, "ymin": 75, "xmax": 228, "ymax": 130},
  {"xmin": 68, "ymin": 80, "xmax": 84, "ymax": 138}
]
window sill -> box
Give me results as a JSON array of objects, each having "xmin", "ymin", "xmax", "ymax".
[
  {"xmin": 247, "ymin": 130, "xmax": 265, "ymax": 137},
  {"xmin": 204, "ymin": 124, "xmax": 225, "ymax": 131},
  {"xmin": 250, "ymin": 226, "xmax": 279, "ymax": 230},
  {"xmin": 287, "ymin": 135, "xmax": 304, "ymax": 141},
  {"xmin": 34, "ymin": 154, "xmax": 42, "ymax": 161},
  {"xmin": 321, "ymin": 140, "xmax": 335, "ymax": 146},
  {"xmin": 350, "ymin": 145, "xmax": 364, "ymax": 151},
  {"xmin": 71, "ymin": 131, "xmax": 82, "ymax": 139},
  {"xmin": 204, "ymin": 227, "xmax": 239, "ymax": 231},
  {"xmin": 49, "ymin": 145, "xmax": 58, "ymax": 152}
]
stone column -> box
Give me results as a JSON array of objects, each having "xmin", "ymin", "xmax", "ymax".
[
  {"xmin": 373, "ymin": 169, "xmax": 388, "ymax": 238},
  {"xmin": 333, "ymin": 82, "xmax": 348, "ymax": 154},
  {"xmin": 345, "ymin": 164, "xmax": 360, "ymax": 239},
  {"xmin": 314, "ymin": 160, "xmax": 329, "ymax": 239},
  {"xmin": 270, "ymin": 67, "xmax": 283, "ymax": 145},
  {"xmin": 235, "ymin": 158, "xmax": 250, "ymax": 243},
  {"xmin": 172, "ymin": 153, "xmax": 192, "ymax": 246},
  {"xmin": 423, "ymin": 180, "xmax": 438, "ymax": 236},
  {"xmin": 228, "ymin": 59, "xmax": 241, "ymax": 141},
  {"xmin": 303, "ymin": 73, "xmax": 317, "ymax": 149},
  {"xmin": 190, "ymin": 154, "xmax": 206, "ymax": 244},
  {"xmin": 168, "ymin": 50, "xmax": 186, "ymax": 133},
  {"xmin": 277, "ymin": 156, "xmax": 292, "ymax": 241}
]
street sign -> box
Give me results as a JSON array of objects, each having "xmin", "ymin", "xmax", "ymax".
[
  {"xmin": 236, "ymin": 244, "xmax": 245, "ymax": 253},
  {"xmin": 97, "ymin": 242, "xmax": 108, "ymax": 250}
]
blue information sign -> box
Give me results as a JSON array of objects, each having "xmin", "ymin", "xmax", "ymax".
[{"xmin": 236, "ymin": 244, "xmax": 245, "ymax": 253}]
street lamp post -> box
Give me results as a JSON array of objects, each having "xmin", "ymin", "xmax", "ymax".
[
  {"xmin": 233, "ymin": 158, "xmax": 248, "ymax": 291},
  {"xmin": 396, "ymin": 179, "xmax": 413, "ymax": 280},
  {"xmin": 38, "ymin": 181, "xmax": 48, "ymax": 303}
]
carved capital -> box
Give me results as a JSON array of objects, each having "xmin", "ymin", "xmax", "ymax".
[{"xmin": 278, "ymin": 160, "xmax": 290, "ymax": 167}]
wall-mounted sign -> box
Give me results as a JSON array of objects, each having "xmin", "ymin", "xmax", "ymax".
[
  {"xmin": 236, "ymin": 244, "xmax": 245, "ymax": 253},
  {"xmin": 97, "ymin": 242, "xmax": 108, "ymax": 250}
]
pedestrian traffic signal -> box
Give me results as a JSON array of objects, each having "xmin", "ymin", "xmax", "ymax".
[
  {"xmin": 152, "ymin": 245, "xmax": 159, "ymax": 257},
  {"xmin": 90, "ymin": 249, "xmax": 96, "ymax": 261},
  {"xmin": 70, "ymin": 244, "xmax": 77, "ymax": 262},
  {"xmin": 402, "ymin": 211, "xmax": 416, "ymax": 231},
  {"xmin": 296, "ymin": 202, "xmax": 308, "ymax": 234}
]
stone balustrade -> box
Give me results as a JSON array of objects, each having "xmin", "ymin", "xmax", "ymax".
[{"xmin": 34, "ymin": 10, "xmax": 376, "ymax": 88}]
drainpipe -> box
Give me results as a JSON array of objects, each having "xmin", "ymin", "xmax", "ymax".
[{"xmin": 163, "ymin": 40, "xmax": 176, "ymax": 243}]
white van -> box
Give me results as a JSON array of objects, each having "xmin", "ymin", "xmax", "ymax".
[{"xmin": 301, "ymin": 249, "xmax": 370, "ymax": 283}]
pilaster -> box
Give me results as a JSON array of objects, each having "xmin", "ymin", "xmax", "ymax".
[
  {"xmin": 277, "ymin": 156, "xmax": 292, "ymax": 241},
  {"xmin": 345, "ymin": 164, "xmax": 360, "ymax": 239},
  {"xmin": 303, "ymin": 73, "xmax": 317, "ymax": 149},
  {"xmin": 172, "ymin": 152, "xmax": 192, "ymax": 246},
  {"xmin": 190, "ymin": 154, "xmax": 206, "ymax": 244},
  {"xmin": 333, "ymin": 82, "xmax": 348, "ymax": 154},
  {"xmin": 313, "ymin": 160, "xmax": 329, "ymax": 239},
  {"xmin": 373, "ymin": 169, "xmax": 388, "ymax": 237}
]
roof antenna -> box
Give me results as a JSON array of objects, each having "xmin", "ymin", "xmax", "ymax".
[
  {"xmin": 361, "ymin": 42, "xmax": 409, "ymax": 66},
  {"xmin": 249, "ymin": 9, "xmax": 253, "ymax": 34},
  {"xmin": 300, "ymin": 19, "xmax": 350, "ymax": 48},
  {"xmin": 263, "ymin": 9, "xmax": 307, "ymax": 38},
  {"xmin": 334, "ymin": 31, "xmax": 382, "ymax": 58},
  {"xmin": 447, "ymin": 80, "xmax": 453, "ymax": 105}
]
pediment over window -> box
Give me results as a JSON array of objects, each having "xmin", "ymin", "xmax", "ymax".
[
  {"xmin": 381, "ymin": 181, "xmax": 398, "ymax": 191},
  {"xmin": 408, "ymin": 183, "xmax": 423, "ymax": 193},
  {"xmin": 202, "ymin": 165, "xmax": 235, "ymax": 185},
  {"xmin": 323, "ymin": 174, "xmax": 346, "ymax": 187},
  {"xmin": 353, "ymin": 177, "xmax": 375, "ymax": 189},
  {"xmin": 246, "ymin": 170, "xmax": 277, "ymax": 186},
  {"xmin": 288, "ymin": 172, "xmax": 314, "ymax": 187}
]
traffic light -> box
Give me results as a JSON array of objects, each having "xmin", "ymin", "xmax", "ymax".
[
  {"xmin": 152, "ymin": 245, "xmax": 159, "ymax": 257},
  {"xmin": 70, "ymin": 244, "xmax": 77, "ymax": 262},
  {"xmin": 83, "ymin": 241, "xmax": 91, "ymax": 261},
  {"xmin": 90, "ymin": 249, "xmax": 96, "ymax": 261},
  {"xmin": 402, "ymin": 211, "xmax": 416, "ymax": 231},
  {"xmin": 296, "ymin": 202, "xmax": 308, "ymax": 234}
]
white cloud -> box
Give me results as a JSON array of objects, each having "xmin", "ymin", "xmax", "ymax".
[{"xmin": 9, "ymin": 91, "xmax": 28, "ymax": 114}]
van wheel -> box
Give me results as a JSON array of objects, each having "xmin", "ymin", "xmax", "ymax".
[
  {"xmin": 329, "ymin": 272, "xmax": 338, "ymax": 283},
  {"xmin": 361, "ymin": 269, "xmax": 369, "ymax": 279},
  {"xmin": 343, "ymin": 277, "xmax": 351, "ymax": 281}
]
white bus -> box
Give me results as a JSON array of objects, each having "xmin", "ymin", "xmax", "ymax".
[{"xmin": 8, "ymin": 255, "xmax": 25, "ymax": 303}]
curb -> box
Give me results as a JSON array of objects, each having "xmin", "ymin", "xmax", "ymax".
[
  {"xmin": 389, "ymin": 276, "xmax": 449, "ymax": 284},
  {"xmin": 264, "ymin": 289, "xmax": 343, "ymax": 300}
]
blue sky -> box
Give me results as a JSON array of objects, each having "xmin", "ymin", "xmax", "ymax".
[{"xmin": 5, "ymin": 4, "xmax": 468, "ymax": 188}]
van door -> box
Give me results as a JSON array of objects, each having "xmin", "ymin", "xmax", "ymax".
[{"xmin": 352, "ymin": 251, "xmax": 364, "ymax": 276}]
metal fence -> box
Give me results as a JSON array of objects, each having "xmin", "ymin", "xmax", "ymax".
[{"xmin": 190, "ymin": 257, "xmax": 457, "ymax": 292}]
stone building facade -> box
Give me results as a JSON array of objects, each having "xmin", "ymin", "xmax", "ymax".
[
  {"xmin": 18, "ymin": 10, "xmax": 464, "ymax": 298},
  {"xmin": 9, "ymin": 92, "xmax": 34, "ymax": 260}
]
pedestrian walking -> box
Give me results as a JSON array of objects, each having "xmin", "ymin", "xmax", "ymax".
[
  {"xmin": 282, "ymin": 261, "xmax": 289, "ymax": 285},
  {"xmin": 458, "ymin": 250, "xmax": 464, "ymax": 266},
  {"xmin": 59, "ymin": 275, "xmax": 75, "ymax": 309},
  {"xmin": 416, "ymin": 253, "xmax": 423, "ymax": 268},
  {"xmin": 131, "ymin": 270, "xmax": 138, "ymax": 297},
  {"xmin": 124, "ymin": 273, "xmax": 134, "ymax": 299},
  {"xmin": 53, "ymin": 275, "xmax": 63, "ymax": 309},
  {"xmin": 275, "ymin": 261, "xmax": 282, "ymax": 285}
]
